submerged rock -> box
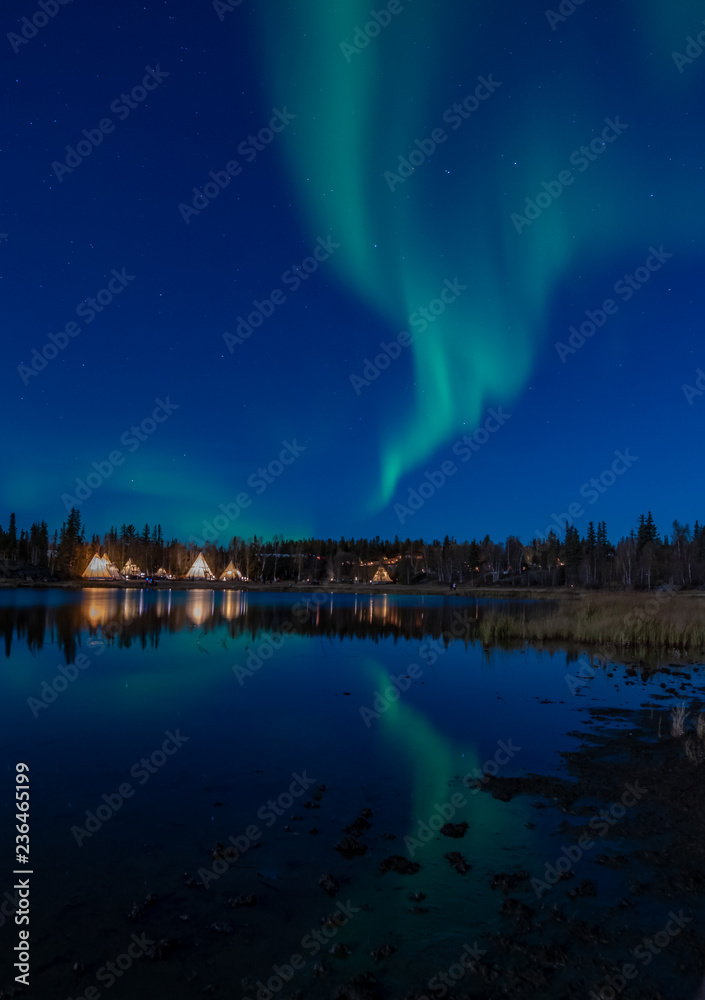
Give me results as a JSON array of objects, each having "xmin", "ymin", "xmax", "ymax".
[
  {"xmin": 145, "ymin": 938, "xmax": 180, "ymax": 961},
  {"xmin": 379, "ymin": 854, "xmax": 421, "ymax": 874},
  {"xmin": 127, "ymin": 892, "xmax": 158, "ymax": 920},
  {"xmin": 333, "ymin": 971, "xmax": 383, "ymax": 999},
  {"xmin": 335, "ymin": 835, "xmax": 367, "ymax": 857},
  {"xmin": 489, "ymin": 870, "xmax": 530, "ymax": 892},
  {"xmin": 345, "ymin": 811, "xmax": 372, "ymax": 838},
  {"xmin": 371, "ymin": 943, "xmax": 396, "ymax": 962},
  {"xmin": 211, "ymin": 842, "xmax": 238, "ymax": 861},
  {"xmin": 440, "ymin": 821, "xmax": 469, "ymax": 838},
  {"xmin": 444, "ymin": 851, "xmax": 470, "ymax": 874},
  {"xmin": 567, "ymin": 879, "xmax": 597, "ymax": 898},
  {"xmin": 321, "ymin": 911, "xmax": 348, "ymax": 931},
  {"xmin": 500, "ymin": 898, "xmax": 535, "ymax": 930},
  {"xmin": 594, "ymin": 853, "xmax": 629, "ymax": 868},
  {"xmin": 319, "ymin": 872, "xmax": 340, "ymax": 896}
]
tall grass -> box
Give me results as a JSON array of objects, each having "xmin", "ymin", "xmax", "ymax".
[
  {"xmin": 477, "ymin": 593, "xmax": 705, "ymax": 652},
  {"xmin": 671, "ymin": 703, "xmax": 688, "ymax": 738}
]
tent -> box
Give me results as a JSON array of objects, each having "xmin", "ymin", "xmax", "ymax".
[
  {"xmin": 186, "ymin": 553, "xmax": 215, "ymax": 580},
  {"xmin": 220, "ymin": 561, "xmax": 243, "ymax": 581},
  {"xmin": 102, "ymin": 555, "xmax": 122, "ymax": 579},
  {"xmin": 372, "ymin": 564, "xmax": 392, "ymax": 584},
  {"xmin": 122, "ymin": 559, "xmax": 141, "ymax": 577},
  {"xmin": 155, "ymin": 567, "xmax": 169, "ymax": 578},
  {"xmin": 83, "ymin": 553, "xmax": 112, "ymax": 579}
]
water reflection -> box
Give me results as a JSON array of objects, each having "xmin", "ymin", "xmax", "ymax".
[{"xmin": 0, "ymin": 588, "xmax": 549, "ymax": 662}]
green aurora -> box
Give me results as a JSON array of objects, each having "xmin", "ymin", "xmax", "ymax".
[{"xmin": 258, "ymin": 0, "xmax": 704, "ymax": 511}]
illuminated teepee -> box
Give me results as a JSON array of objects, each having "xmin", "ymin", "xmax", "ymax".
[
  {"xmin": 372, "ymin": 564, "xmax": 392, "ymax": 583},
  {"xmin": 102, "ymin": 555, "xmax": 122, "ymax": 579},
  {"xmin": 219, "ymin": 561, "xmax": 243, "ymax": 581},
  {"xmin": 185, "ymin": 553, "xmax": 215, "ymax": 580},
  {"xmin": 82, "ymin": 553, "xmax": 112, "ymax": 579}
]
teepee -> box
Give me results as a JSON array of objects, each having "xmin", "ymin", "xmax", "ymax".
[
  {"xmin": 220, "ymin": 561, "xmax": 242, "ymax": 581},
  {"xmin": 102, "ymin": 555, "xmax": 122, "ymax": 579},
  {"xmin": 155, "ymin": 567, "xmax": 169, "ymax": 578},
  {"xmin": 83, "ymin": 553, "xmax": 112, "ymax": 579},
  {"xmin": 122, "ymin": 559, "xmax": 141, "ymax": 577},
  {"xmin": 372, "ymin": 564, "xmax": 392, "ymax": 584},
  {"xmin": 186, "ymin": 553, "xmax": 215, "ymax": 580}
]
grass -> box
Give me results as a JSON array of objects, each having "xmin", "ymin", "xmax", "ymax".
[
  {"xmin": 477, "ymin": 592, "xmax": 705, "ymax": 652},
  {"xmin": 671, "ymin": 703, "xmax": 688, "ymax": 738}
]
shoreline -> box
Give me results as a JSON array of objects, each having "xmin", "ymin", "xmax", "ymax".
[
  {"xmin": 3, "ymin": 578, "xmax": 704, "ymax": 598},
  {"xmin": 0, "ymin": 578, "xmax": 559, "ymax": 596}
]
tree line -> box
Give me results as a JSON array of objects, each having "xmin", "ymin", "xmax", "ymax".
[{"xmin": 1, "ymin": 508, "xmax": 704, "ymax": 589}]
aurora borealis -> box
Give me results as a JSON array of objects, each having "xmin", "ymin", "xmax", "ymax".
[{"xmin": 3, "ymin": 0, "xmax": 705, "ymax": 540}]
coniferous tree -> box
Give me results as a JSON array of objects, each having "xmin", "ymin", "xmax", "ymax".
[
  {"xmin": 56, "ymin": 508, "xmax": 84, "ymax": 574},
  {"xmin": 8, "ymin": 513, "xmax": 17, "ymax": 559}
]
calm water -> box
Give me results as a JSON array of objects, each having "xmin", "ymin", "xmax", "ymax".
[{"xmin": 0, "ymin": 589, "xmax": 697, "ymax": 998}]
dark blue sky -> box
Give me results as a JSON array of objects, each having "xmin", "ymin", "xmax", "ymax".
[{"xmin": 3, "ymin": 0, "xmax": 704, "ymax": 543}]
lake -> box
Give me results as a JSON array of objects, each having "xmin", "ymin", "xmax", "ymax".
[{"xmin": 1, "ymin": 589, "xmax": 703, "ymax": 999}]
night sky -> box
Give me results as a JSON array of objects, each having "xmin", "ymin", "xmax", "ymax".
[{"xmin": 4, "ymin": 0, "xmax": 705, "ymax": 544}]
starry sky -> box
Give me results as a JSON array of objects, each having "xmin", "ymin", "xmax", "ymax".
[{"xmin": 3, "ymin": 0, "xmax": 705, "ymax": 543}]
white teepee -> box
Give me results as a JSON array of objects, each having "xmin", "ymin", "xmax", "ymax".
[
  {"xmin": 220, "ymin": 560, "xmax": 242, "ymax": 581},
  {"xmin": 83, "ymin": 553, "xmax": 112, "ymax": 579},
  {"xmin": 185, "ymin": 553, "xmax": 215, "ymax": 580},
  {"xmin": 102, "ymin": 555, "xmax": 122, "ymax": 579}
]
